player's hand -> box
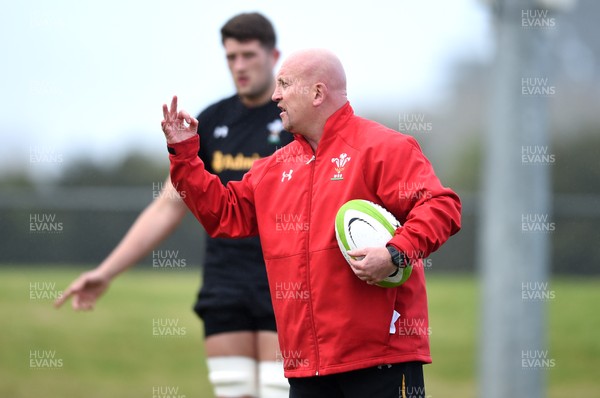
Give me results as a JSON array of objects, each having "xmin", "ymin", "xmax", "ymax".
[
  {"xmin": 347, "ymin": 247, "xmax": 397, "ymax": 285},
  {"xmin": 161, "ymin": 96, "xmax": 198, "ymax": 144},
  {"xmin": 54, "ymin": 269, "xmax": 111, "ymax": 310}
]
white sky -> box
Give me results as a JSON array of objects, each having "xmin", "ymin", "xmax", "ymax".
[{"xmin": 0, "ymin": 0, "xmax": 492, "ymax": 178}]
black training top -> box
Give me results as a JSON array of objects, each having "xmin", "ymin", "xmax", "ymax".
[{"xmin": 196, "ymin": 94, "xmax": 293, "ymax": 289}]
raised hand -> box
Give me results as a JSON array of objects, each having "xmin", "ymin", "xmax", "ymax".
[
  {"xmin": 54, "ymin": 269, "xmax": 111, "ymax": 310},
  {"xmin": 161, "ymin": 96, "xmax": 198, "ymax": 144}
]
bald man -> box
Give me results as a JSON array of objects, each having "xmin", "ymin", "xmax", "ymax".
[{"xmin": 162, "ymin": 49, "xmax": 461, "ymax": 398}]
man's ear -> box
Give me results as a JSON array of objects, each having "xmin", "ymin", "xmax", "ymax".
[{"xmin": 313, "ymin": 82, "xmax": 327, "ymax": 106}]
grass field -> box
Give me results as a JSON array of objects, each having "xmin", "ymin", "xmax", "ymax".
[{"xmin": 1, "ymin": 267, "xmax": 599, "ymax": 398}]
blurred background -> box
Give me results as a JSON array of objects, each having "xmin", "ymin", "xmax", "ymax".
[{"xmin": 1, "ymin": 0, "xmax": 598, "ymax": 397}]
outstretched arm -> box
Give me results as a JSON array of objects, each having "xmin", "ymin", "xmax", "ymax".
[
  {"xmin": 54, "ymin": 177, "xmax": 188, "ymax": 310},
  {"xmin": 56, "ymin": 95, "xmax": 213, "ymax": 310}
]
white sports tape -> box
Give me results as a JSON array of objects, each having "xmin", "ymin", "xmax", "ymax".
[
  {"xmin": 258, "ymin": 361, "xmax": 289, "ymax": 398},
  {"xmin": 207, "ymin": 356, "xmax": 258, "ymax": 397}
]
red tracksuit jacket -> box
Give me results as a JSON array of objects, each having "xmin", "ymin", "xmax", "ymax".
[{"xmin": 168, "ymin": 102, "xmax": 461, "ymax": 378}]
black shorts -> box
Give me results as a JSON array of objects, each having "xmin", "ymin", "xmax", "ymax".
[
  {"xmin": 288, "ymin": 362, "xmax": 425, "ymax": 398},
  {"xmin": 194, "ymin": 282, "xmax": 277, "ymax": 337}
]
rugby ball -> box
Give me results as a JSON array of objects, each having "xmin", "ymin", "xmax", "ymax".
[{"xmin": 335, "ymin": 199, "xmax": 412, "ymax": 288}]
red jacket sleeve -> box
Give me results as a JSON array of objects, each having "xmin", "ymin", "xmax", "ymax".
[
  {"xmin": 375, "ymin": 135, "xmax": 461, "ymax": 261},
  {"xmin": 167, "ymin": 135, "xmax": 259, "ymax": 238}
]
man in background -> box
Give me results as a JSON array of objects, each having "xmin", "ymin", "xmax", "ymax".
[{"xmin": 56, "ymin": 12, "xmax": 292, "ymax": 398}]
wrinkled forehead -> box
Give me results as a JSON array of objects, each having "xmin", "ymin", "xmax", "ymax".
[{"xmin": 276, "ymin": 57, "xmax": 314, "ymax": 83}]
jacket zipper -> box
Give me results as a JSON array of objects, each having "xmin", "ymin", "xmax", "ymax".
[{"xmin": 304, "ymin": 153, "xmax": 319, "ymax": 375}]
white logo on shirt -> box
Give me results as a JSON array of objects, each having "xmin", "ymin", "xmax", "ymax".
[
  {"xmin": 281, "ymin": 169, "xmax": 293, "ymax": 182},
  {"xmin": 267, "ymin": 119, "xmax": 284, "ymax": 144},
  {"xmin": 213, "ymin": 125, "xmax": 229, "ymax": 138}
]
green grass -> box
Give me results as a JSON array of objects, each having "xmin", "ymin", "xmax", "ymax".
[
  {"xmin": 1, "ymin": 267, "xmax": 210, "ymax": 398},
  {"xmin": 1, "ymin": 267, "xmax": 599, "ymax": 398},
  {"xmin": 546, "ymin": 278, "xmax": 600, "ymax": 397}
]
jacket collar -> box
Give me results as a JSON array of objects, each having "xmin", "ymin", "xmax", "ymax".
[
  {"xmin": 294, "ymin": 101, "xmax": 354, "ymax": 155},
  {"xmin": 320, "ymin": 101, "xmax": 353, "ymax": 146}
]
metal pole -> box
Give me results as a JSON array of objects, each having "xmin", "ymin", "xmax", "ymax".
[{"xmin": 480, "ymin": 0, "xmax": 555, "ymax": 396}]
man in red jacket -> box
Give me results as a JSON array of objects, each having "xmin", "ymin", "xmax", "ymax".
[{"xmin": 161, "ymin": 49, "xmax": 461, "ymax": 398}]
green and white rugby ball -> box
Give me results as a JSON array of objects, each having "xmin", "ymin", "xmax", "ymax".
[{"xmin": 335, "ymin": 199, "xmax": 412, "ymax": 288}]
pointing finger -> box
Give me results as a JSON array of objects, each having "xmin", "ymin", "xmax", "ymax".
[
  {"xmin": 170, "ymin": 96, "xmax": 178, "ymax": 118},
  {"xmin": 54, "ymin": 278, "xmax": 84, "ymax": 308},
  {"xmin": 54, "ymin": 287, "xmax": 72, "ymax": 308},
  {"xmin": 162, "ymin": 103, "xmax": 169, "ymax": 121}
]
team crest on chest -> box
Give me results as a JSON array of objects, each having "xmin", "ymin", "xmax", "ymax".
[
  {"xmin": 331, "ymin": 153, "xmax": 351, "ymax": 181},
  {"xmin": 267, "ymin": 119, "xmax": 283, "ymax": 144}
]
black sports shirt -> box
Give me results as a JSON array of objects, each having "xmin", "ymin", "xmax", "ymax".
[{"xmin": 195, "ymin": 94, "xmax": 293, "ymax": 290}]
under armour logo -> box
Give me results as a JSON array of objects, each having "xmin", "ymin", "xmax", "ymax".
[{"xmin": 281, "ymin": 170, "xmax": 293, "ymax": 182}]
